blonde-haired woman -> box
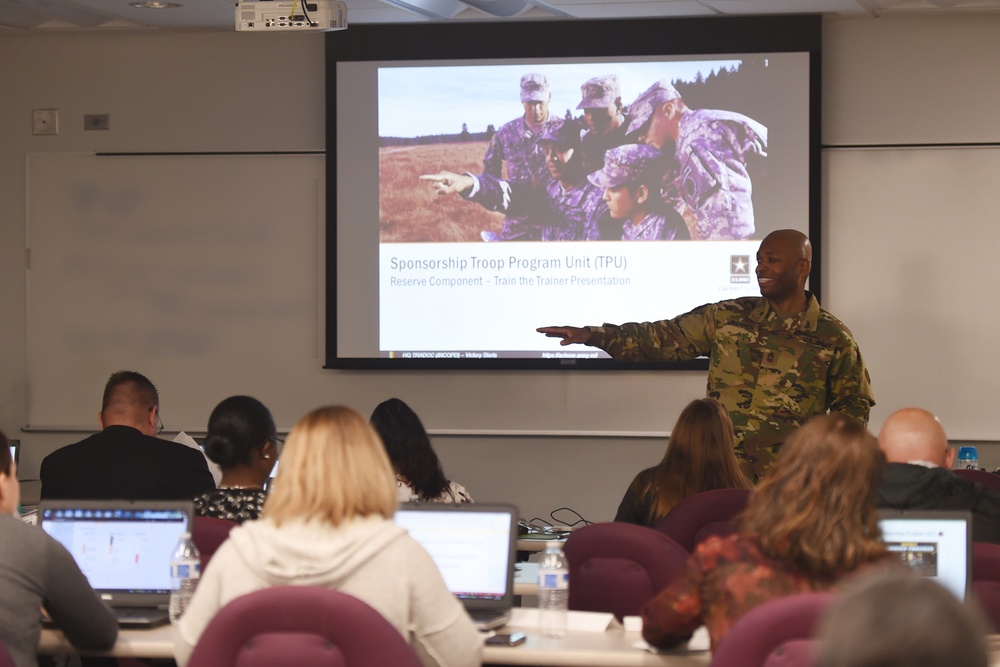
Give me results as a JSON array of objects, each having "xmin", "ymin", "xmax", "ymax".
[
  {"xmin": 174, "ymin": 406, "xmax": 482, "ymax": 667},
  {"xmin": 642, "ymin": 413, "xmax": 892, "ymax": 651}
]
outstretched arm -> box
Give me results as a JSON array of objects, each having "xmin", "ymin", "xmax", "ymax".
[
  {"xmin": 537, "ymin": 326, "xmax": 591, "ymax": 346},
  {"xmin": 420, "ymin": 171, "xmax": 475, "ymax": 197}
]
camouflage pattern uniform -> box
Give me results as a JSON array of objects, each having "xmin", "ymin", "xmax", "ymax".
[
  {"xmin": 626, "ymin": 80, "xmax": 767, "ymax": 241},
  {"xmin": 585, "ymin": 293, "xmax": 874, "ymax": 481},
  {"xmin": 621, "ymin": 212, "xmax": 687, "ymax": 241},
  {"xmin": 579, "ymin": 115, "xmax": 631, "ymax": 176},
  {"xmin": 672, "ymin": 108, "xmax": 767, "ymax": 241},
  {"xmin": 467, "ymin": 172, "xmax": 602, "ymax": 241},
  {"xmin": 482, "ymin": 73, "xmax": 564, "ymax": 241}
]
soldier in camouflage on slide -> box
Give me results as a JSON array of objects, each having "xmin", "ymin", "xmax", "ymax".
[
  {"xmin": 537, "ymin": 229, "xmax": 874, "ymax": 482},
  {"xmin": 627, "ymin": 80, "xmax": 767, "ymax": 241},
  {"xmin": 480, "ymin": 73, "xmax": 564, "ymax": 242}
]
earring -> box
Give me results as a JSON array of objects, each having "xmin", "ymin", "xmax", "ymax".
[{"xmin": 263, "ymin": 454, "xmax": 270, "ymax": 460}]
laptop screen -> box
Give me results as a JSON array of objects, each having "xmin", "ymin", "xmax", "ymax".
[
  {"xmin": 8, "ymin": 440, "xmax": 18, "ymax": 468},
  {"xmin": 877, "ymin": 509, "xmax": 972, "ymax": 601},
  {"xmin": 394, "ymin": 503, "xmax": 517, "ymax": 612},
  {"xmin": 39, "ymin": 500, "xmax": 193, "ymax": 608}
]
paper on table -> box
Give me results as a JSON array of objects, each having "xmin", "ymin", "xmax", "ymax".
[{"xmin": 509, "ymin": 608, "xmax": 615, "ymax": 632}]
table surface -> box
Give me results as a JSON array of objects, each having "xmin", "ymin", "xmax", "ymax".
[{"xmin": 38, "ymin": 622, "xmax": 710, "ymax": 666}]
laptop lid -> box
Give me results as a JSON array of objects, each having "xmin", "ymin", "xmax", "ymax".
[
  {"xmin": 877, "ymin": 509, "xmax": 972, "ymax": 601},
  {"xmin": 394, "ymin": 502, "xmax": 517, "ymax": 618},
  {"xmin": 8, "ymin": 439, "xmax": 18, "ymax": 471},
  {"xmin": 39, "ymin": 499, "xmax": 194, "ymax": 609}
]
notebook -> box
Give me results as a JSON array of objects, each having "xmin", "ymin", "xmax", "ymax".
[
  {"xmin": 877, "ymin": 509, "xmax": 972, "ymax": 601},
  {"xmin": 39, "ymin": 499, "xmax": 194, "ymax": 627},
  {"xmin": 394, "ymin": 502, "xmax": 517, "ymax": 630}
]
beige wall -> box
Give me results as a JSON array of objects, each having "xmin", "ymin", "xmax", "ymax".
[{"xmin": 2, "ymin": 15, "xmax": 999, "ymax": 520}]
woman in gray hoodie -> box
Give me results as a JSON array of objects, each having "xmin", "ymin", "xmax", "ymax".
[{"xmin": 174, "ymin": 406, "xmax": 482, "ymax": 667}]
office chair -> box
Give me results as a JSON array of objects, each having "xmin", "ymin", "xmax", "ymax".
[
  {"xmin": 0, "ymin": 639, "xmax": 14, "ymax": 667},
  {"xmin": 653, "ymin": 488, "xmax": 752, "ymax": 553},
  {"xmin": 709, "ymin": 592, "xmax": 834, "ymax": 667},
  {"xmin": 562, "ymin": 522, "xmax": 689, "ymax": 620},
  {"xmin": 186, "ymin": 587, "xmax": 423, "ymax": 667},
  {"xmin": 973, "ymin": 541, "xmax": 1000, "ymax": 631},
  {"xmin": 954, "ymin": 468, "xmax": 1000, "ymax": 492},
  {"xmin": 191, "ymin": 516, "xmax": 238, "ymax": 569}
]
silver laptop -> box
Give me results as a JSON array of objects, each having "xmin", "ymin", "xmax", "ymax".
[
  {"xmin": 877, "ymin": 509, "xmax": 972, "ymax": 601},
  {"xmin": 394, "ymin": 502, "xmax": 517, "ymax": 630},
  {"xmin": 39, "ymin": 499, "xmax": 194, "ymax": 627}
]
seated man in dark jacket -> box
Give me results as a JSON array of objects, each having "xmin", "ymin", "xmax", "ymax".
[
  {"xmin": 877, "ymin": 407, "xmax": 1000, "ymax": 544},
  {"xmin": 41, "ymin": 370, "xmax": 216, "ymax": 500}
]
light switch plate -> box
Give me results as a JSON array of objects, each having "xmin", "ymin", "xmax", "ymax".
[{"xmin": 32, "ymin": 109, "xmax": 59, "ymax": 136}]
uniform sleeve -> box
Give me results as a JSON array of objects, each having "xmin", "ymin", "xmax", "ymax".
[
  {"xmin": 43, "ymin": 538, "xmax": 119, "ymax": 650},
  {"xmin": 825, "ymin": 337, "xmax": 875, "ymax": 426},
  {"xmin": 641, "ymin": 548, "xmax": 706, "ymax": 649},
  {"xmin": 467, "ymin": 173, "xmax": 541, "ymax": 219},
  {"xmin": 407, "ymin": 546, "xmax": 483, "ymax": 667},
  {"xmin": 585, "ymin": 303, "xmax": 717, "ymax": 362},
  {"xmin": 482, "ymin": 133, "xmax": 505, "ymax": 178}
]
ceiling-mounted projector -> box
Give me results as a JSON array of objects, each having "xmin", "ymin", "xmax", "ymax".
[{"xmin": 236, "ymin": 0, "xmax": 348, "ymax": 31}]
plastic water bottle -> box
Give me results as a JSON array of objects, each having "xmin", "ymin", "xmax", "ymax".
[
  {"xmin": 169, "ymin": 532, "xmax": 201, "ymax": 624},
  {"xmin": 537, "ymin": 541, "xmax": 569, "ymax": 638},
  {"xmin": 958, "ymin": 446, "xmax": 979, "ymax": 470}
]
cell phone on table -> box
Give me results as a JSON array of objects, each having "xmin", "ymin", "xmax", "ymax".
[{"xmin": 486, "ymin": 632, "xmax": 527, "ymax": 646}]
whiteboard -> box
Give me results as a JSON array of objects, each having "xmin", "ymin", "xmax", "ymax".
[
  {"xmin": 823, "ymin": 146, "xmax": 1000, "ymax": 440},
  {"xmin": 25, "ymin": 153, "xmax": 325, "ymax": 430},
  {"xmin": 23, "ymin": 152, "xmax": 708, "ymax": 434}
]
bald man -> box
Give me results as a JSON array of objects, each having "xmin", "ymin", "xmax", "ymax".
[
  {"xmin": 538, "ymin": 229, "xmax": 874, "ymax": 482},
  {"xmin": 877, "ymin": 407, "xmax": 1000, "ymax": 544}
]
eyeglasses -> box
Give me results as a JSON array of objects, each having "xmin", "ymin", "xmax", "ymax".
[{"xmin": 271, "ymin": 436, "xmax": 284, "ymax": 457}]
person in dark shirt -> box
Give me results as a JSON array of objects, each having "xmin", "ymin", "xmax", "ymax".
[
  {"xmin": 40, "ymin": 370, "xmax": 215, "ymax": 501},
  {"xmin": 877, "ymin": 407, "xmax": 1000, "ymax": 544}
]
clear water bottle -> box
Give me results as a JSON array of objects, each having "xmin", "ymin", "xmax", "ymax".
[
  {"xmin": 169, "ymin": 532, "xmax": 201, "ymax": 624},
  {"xmin": 537, "ymin": 541, "xmax": 569, "ymax": 638},
  {"xmin": 958, "ymin": 446, "xmax": 979, "ymax": 470}
]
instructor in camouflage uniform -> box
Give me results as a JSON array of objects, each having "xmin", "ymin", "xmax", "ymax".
[{"xmin": 537, "ymin": 229, "xmax": 874, "ymax": 482}]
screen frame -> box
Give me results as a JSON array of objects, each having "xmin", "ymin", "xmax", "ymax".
[{"xmin": 324, "ymin": 14, "xmax": 822, "ymax": 370}]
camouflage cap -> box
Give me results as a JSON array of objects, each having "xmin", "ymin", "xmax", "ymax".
[
  {"xmin": 520, "ymin": 73, "xmax": 551, "ymax": 103},
  {"xmin": 537, "ymin": 120, "xmax": 581, "ymax": 148},
  {"xmin": 588, "ymin": 144, "xmax": 664, "ymax": 189},
  {"xmin": 576, "ymin": 74, "xmax": 621, "ymax": 110},
  {"xmin": 626, "ymin": 80, "xmax": 682, "ymax": 135}
]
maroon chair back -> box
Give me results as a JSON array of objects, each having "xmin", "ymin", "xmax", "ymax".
[
  {"xmin": 709, "ymin": 592, "xmax": 835, "ymax": 667},
  {"xmin": 973, "ymin": 541, "xmax": 1000, "ymax": 631},
  {"xmin": 562, "ymin": 522, "xmax": 689, "ymax": 621},
  {"xmin": 192, "ymin": 516, "xmax": 238, "ymax": 569},
  {"xmin": 0, "ymin": 639, "xmax": 14, "ymax": 667},
  {"xmin": 653, "ymin": 488, "xmax": 752, "ymax": 552},
  {"xmin": 186, "ymin": 587, "xmax": 423, "ymax": 667},
  {"xmin": 954, "ymin": 468, "xmax": 1000, "ymax": 491}
]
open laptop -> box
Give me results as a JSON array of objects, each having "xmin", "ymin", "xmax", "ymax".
[
  {"xmin": 877, "ymin": 509, "xmax": 972, "ymax": 601},
  {"xmin": 394, "ymin": 502, "xmax": 517, "ymax": 630},
  {"xmin": 8, "ymin": 439, "xmax": 18, "ymax": 471},
  {"xmin": 39, "ymin": 499, "xmax": 194, "ymax": 628}
]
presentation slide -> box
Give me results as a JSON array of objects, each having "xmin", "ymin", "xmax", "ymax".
[{"xmin": 333, "ymin": 48, "xmax": 812, "ymax": 365}]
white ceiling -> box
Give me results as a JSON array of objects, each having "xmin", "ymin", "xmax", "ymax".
[{"xmin": 1, "ymin": 0, "xmax": 999, "ymax": 32}]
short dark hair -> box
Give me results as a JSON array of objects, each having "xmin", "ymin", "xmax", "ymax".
[
  {"xmin": 369, "ymin": 398, "xmax": 449, "ymax": 502},
  {"xmin": 203, "ymin": 396, "xmax": 276, "ymax": 470},
  {"xmin": 102, "ymin": 370, "xmax": 159, "ymax": 411},
  {"xmin": 0, "ymin": 430, "xmax": 10, "ymax": 476}
]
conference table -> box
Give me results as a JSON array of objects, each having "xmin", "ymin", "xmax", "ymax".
[
  {"xmin": 38, "ymin": 622, "xmax": 712, "ymax": 666},
  {"xmin": 37, "ymin": 623, "xmax": 1000, "ymax": 666}
]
